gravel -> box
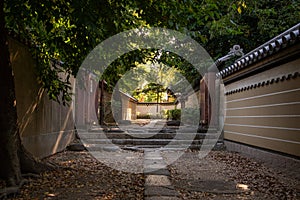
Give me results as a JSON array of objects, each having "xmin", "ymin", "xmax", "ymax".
[
  {"xmin": 4, "ymin": 150, "xmax": 145, "ymax": 200},
  {"xmin": 163, "ymin": 150, "xmax": 300, "ymax": 200},
  {"xmin": 1, "ymin": 149, "xmax": 299, "ymax": 200}
]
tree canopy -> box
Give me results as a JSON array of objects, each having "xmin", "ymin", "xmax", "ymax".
[
  {"xmin": 4, "ymin": 0, "xmax": 300, "ymax": 103},
  {"xmin": 117, "ymin": 62, "xmax": 180, "ymax": 102}
]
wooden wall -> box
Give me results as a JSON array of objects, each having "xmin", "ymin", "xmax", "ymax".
[
  {"xmin": 9, "ymin": 38, "xmax": 75, "ymax": 158},
  {"xmin": 75, "ymin": 71, "xmax": 99, "ymax": 128}
]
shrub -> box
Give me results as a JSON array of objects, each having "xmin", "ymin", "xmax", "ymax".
[
  {"xmin": 137, "ymin": 114, "xmax": 151, "ymax": 119},
  {"xmin": 167, "ymin": 109, "xmax": 181, "ymax": 120}
]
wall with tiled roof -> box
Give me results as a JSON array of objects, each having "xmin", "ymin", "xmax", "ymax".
[
  {"xmin": 218, "ymin": 23, "xmax": 300, "ymax": 79},
  {"xmin": 222, "ymin": 24, "xmax": 300, "ymax": 158}
]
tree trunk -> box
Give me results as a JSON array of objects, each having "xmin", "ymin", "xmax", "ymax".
[
  {"xmin": 0, "ymin": 2, "xmax": 54, "ymax": 189},
  {"xmin": 0, "ymin": 0, "xmax": 22, "ymax": 186}
]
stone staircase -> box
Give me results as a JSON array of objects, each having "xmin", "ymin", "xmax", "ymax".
[{"xmin": 77, "ymin": 120, "xmax": 222, "ymax": 151}]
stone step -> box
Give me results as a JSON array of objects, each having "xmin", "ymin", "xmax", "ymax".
[
  {"xmin": 78, "ymin": 126, "xmax": 221, "ymax": 151},
  {"xmin": 83, "ymin": 143, "xmax": 217, "ymax": 151},
  {"xmin": 83, "ymin": 144, "xmax": 121, "ymax": 151},
  {"xmin": 82, "ymin": 138, "xmax": 217, "ymax": 146},
  {"xmin": 87, "ymin": 126, "xmax": 218, "ymax": 133},
  {"xmin": 78, "ymin": 132, "xmax": 220, "ymax": 140}
]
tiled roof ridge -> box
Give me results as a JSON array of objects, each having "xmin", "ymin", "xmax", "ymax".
[
  {"xmin": 218, "ymin": 23, "xmax": 300, "ymax": 78},
  {"xmin": 119, "ymin": 90, "xmax": 138, "ymax": 102},
  {"xmin": 225, "ymin": 71, "xmax": 300, "ymax": 95}
]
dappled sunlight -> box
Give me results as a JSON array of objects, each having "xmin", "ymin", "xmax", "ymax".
[
  {"xmin": 236, "ymin": 183, "xmax": 249, "ymax": 191},
  {"xmin": 18, "ymin": 87, "xmax": 45, "ymax": 137},
  {"xmin": 52, "ymin": 104, "xmax": 74, "ymax": 154}
]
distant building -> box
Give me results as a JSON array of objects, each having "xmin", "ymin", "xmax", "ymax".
[{"xmin": 119, "ymin": 91, "xmax": 138, "ymax": 120}]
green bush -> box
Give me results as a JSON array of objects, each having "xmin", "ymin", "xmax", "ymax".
[
  {"xmin": 167, "ymin": 109, "xmax": 181, "ymax": 120},
  {"xmin": 137, "ymin": 114, "xmax": 151, "ymax": 119},
  {"xmin": 137, "ymin": 113, "xmax": 163, "ymax": 119},
  {"xmin": 166, "ymin": 108, "xmax": 199, "ymax": 124}
]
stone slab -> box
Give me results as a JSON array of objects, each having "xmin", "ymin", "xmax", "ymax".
[
  {"xmin": 144, "ymin": 163, "xmax": 167, "ymax": 170},
  {"xmin": 145, "ymin": 196, "xmax": 182, "ymax": 200},
  {"xmin": 144, "ymin": 156, "xmax": 164, "ymax": 160},
  {"xmin": 145, "ymin": 186, "xmax": 179, "ymax": 197},
  {"xmin": 145, "ymin": 175, "xmax": 171, "ymax": 186},
  {"xmin": 144, "ymin": 151, "xmax": 162, "ymax": 157},
  {"xmin": 144, "ymin": 168, "xmax": 170, "ymax": 176},
  {"xmin": 144, "ymin": 159, "xmax": 166, "ymax": 166}
]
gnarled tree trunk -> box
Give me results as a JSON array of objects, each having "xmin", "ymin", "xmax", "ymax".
[
  {"xmin": 0, "ymin": 0, "xmax": 22, "ymax": 187},
  {"xmin": 0, "ymin": 2, "xmax": 54, "ymax": 191}
]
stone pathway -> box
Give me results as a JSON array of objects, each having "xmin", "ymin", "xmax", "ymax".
[
  {"xmin": 143, "ymin": 150, "xmax": 244, "ymax": 200},
  {"xmin": 73, "ymin": 124, "xmax": 300, "ymax": 199},
  {"xmin": 143, "ymin": 149, "xmax": 181, "ymax": 200}
]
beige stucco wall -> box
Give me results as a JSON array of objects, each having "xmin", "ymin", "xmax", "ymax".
[
  {"xmin": 136, "ymin": 103, "xmax": 176, "ymax": 117},
  {"xmin": 224, "ymin": 59, "xmax": 300, "ymax": 157},
  {"xmin": 9, "ymin": 38, "xmax": 75, "ymax": 158}
]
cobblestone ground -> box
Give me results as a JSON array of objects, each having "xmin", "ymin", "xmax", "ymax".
[{"xmin": 163, "ymin": 150, "xmax": 300, "ymax": 200}]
